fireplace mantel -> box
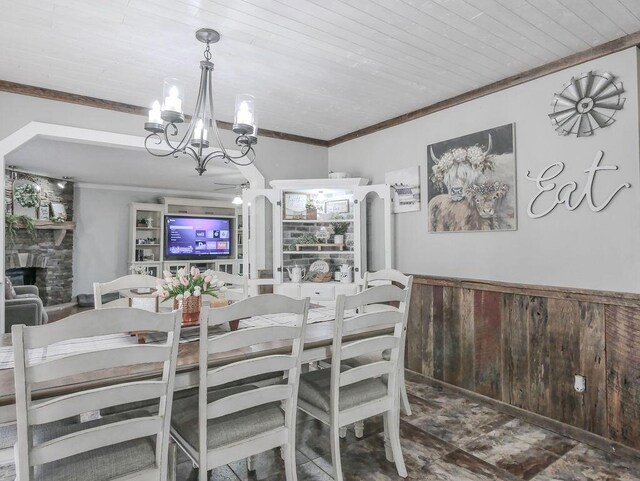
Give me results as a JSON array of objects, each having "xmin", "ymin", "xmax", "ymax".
[{"xmin": 16, "ymin": 220, "xmax": 75, "ymax": 246}]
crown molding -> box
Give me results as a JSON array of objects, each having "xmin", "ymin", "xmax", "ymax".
[{"xmin": 328, "ymin": 31, "xmax": 640, "ymax": 147}]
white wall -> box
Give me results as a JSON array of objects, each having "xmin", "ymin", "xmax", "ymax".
[
  {"xmin": 329, "ymin": 48, "xmax": 640, "ymax": 293},
  {"xmin": 0, "ymin": 92, "xmax": 329, "ymax": 298},
  {"xmin": 72, "ymin": 186, "xmax": 163, "ymax": 295}
]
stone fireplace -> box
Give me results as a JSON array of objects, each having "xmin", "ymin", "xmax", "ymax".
[{"xmin": 5, "ymin": 171, "xmax": 74, "ymax": 306}]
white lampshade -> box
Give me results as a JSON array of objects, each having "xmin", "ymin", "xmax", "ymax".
[{"xmin": 232, "ymin": 195, "xmax": 243, "ymax": 205}]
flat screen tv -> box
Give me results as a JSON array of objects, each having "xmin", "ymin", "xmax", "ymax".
[{"xmin": 165, "ymin": 215, "xmax": 232, "ymax": 260}]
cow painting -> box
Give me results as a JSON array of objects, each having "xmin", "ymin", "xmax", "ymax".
[
  {"xmin": 427, "ymin": 124, "xmax": 517, "ymax": 232},
  {"xmin": 429, "ymin": 182, "xmax": 509, "ymax": 232}
]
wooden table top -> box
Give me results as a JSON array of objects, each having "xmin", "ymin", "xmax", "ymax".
[{"xmin": 0, "ymin": 321, "xmax": 388, "ymax": 408}]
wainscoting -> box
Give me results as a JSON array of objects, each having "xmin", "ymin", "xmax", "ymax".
[{"xmin": 405, "ymin": 275, "xmax": 640, "ymax": 452}]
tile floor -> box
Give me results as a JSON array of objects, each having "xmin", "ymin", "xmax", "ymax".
[{"xmin": 2, "ymin": 373, "xmax": 640, "ymax": 481}]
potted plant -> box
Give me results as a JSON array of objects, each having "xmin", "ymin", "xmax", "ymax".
[
  {"xmin": 154, "ymin": 267, "xmax": 226, "ymax": 326},
  {"xmin": 331, "ymin": 216, "xmax": 349, "ymax": 245},
  {"xmin": 305, "ymin": 200, "xmax": 317, "ymax": 220}
]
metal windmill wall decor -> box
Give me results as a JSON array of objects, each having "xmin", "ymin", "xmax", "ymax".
[{"xmin": 548, "ymin": 71, "xmax": 625, "ymax": 137}]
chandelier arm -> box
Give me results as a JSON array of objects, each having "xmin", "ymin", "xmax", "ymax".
[
  {"xmin": 201, "ymin": 149, "xmax": 228, "ymax": 170},
  {"xmin": 144, "ymin": 133, "xmax": 179, "ymax": 157},
  {"xmin": 207, "ymin": 69, "xmax": 231, "ymax": 159},
  {"xmin": 224, "ymin": 145, "xmax": 256, "ymax": 166},
  {"xmin": 196, "ymin": 66, "xmax": 211, "ymax": 159},
  {"xmin": 161, "ymin": 123, "xmax": 182, "ymax": 152}
]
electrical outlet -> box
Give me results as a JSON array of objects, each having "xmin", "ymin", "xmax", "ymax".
[{"xmin": 574, "ymin": 374, "xmax": 586, "ymax": 393}]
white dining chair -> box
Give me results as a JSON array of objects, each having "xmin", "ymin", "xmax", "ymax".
[
  {"xmin": 202, "ymin": 270, "xmax": 248, "ymax": 303},
  {"xmin": 170, "ymin": 295, "xmax": 309, "ymax": 481},
  {"xmin": 362, "ymin": 269, "xmax": 414, "ymax": 416},
  {"xmin": 93, "ymin": 274, "xmax": 161, "ymax": 309},
  {"xmin": 12, "ymin": 307, "xmax": 182, "ymax": 481},
  {"xmin": 297, "ymin": 283, "xmax": 413, "ymax": 481}
]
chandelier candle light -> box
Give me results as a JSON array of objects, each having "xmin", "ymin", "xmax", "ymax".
[{"xmin": 144, "ymin": 28, "xmax": 258, "ymax": 175}]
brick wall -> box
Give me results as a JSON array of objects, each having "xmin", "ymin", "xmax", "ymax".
[{"xmin": 282, "ymin": 222, "xmax": 354, "ymax": 281}]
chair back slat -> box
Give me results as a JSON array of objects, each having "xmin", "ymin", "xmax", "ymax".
[
  {"xmin": 207, "ymin": 326, "xmax": 299, "ymax": 354},
  {"xmin": 341, "ymin": 310, "xmax": 403, "ymax": 334},
  {"xmin": 23, "ymin": 308, "xmax": 176, "ymax": 348},
  {"xmin": 102, "ymin": 298, "xmax": 130, "ymax": 309},
  {"xmin": 28, "ymin": 345, "xmax": 171, "ymax": 383},
  {"xmin": 207, "ymin": 384, "xmax": 293, "ymax": 420},
  {"xmin": 29, "ymin": 381, "xmax": 166, "ymax": 425},
  {"xmin": 207, "ymin": 355, "xmax": 296, "ymax": 387},
  {"xmin": 205, "ymin": 294, "xmax": 307, "ymax": 326},
  {"xmin": 363, "ymin": 269, "xmax": 411, "ymax": 288},
  {"xmin": 339, "ymin": 361, "xmax": 394, "ymax": 387},
  {"xmin": 30, "ymin": 416, "xmax": 163, "ymax": 466},
  {"xmin": 93, "ymin": 274, "xmax": 161, "ymax": 309},
  {"xmin": 340, "ymin": 336, "xmax": 399, "ymax": 361},
  {"xmin": 13, "ymin": 308, "xmax": 181, "ymax": 480},
  {"xmin": 343, "ymin": 284, "xmax": 407, "ymax": 310},
  {"xmin": 196, "ymin": 296, "xmax": 309, "ymax": 472}
]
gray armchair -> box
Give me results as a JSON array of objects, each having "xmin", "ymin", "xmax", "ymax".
[{"xmin": 5, "ymin": 285, "xmax": 48, "ymax": 333}]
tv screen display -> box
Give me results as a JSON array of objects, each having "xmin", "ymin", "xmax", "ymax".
[{"xmin": 165, "ymin": 216, "xmax": 232, "ymax": 260}]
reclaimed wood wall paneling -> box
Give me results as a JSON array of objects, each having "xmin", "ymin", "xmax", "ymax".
[
  {"xmin": 606, "ymin": 305, "xmax": 640, "ymax": 447},
  {"xmin": 407, "ymin": 276, "xmax": 639, "ymax": 451}
]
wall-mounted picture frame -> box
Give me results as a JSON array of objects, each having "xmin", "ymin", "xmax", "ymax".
[
  {"xmin": 50, "ymin": 202, "xmax": 67, "ymax": 220},
  {"xmin": 325, "ymin": 199, "xmax": 350, "ymax": 215},
  {"xmin": 385, "ymin": 166, "xmax": 421, "ymax": 214},
  {"xmin": 38, "ymin": 205, "xmax": 50, "ymax": 220},
  {"xmin": 284, "ymin": 193, "xmax": 308, "ymax": 219},
  {"xmin": 427, "ymin": 123, "xmax": 516, "ymax": 233}
]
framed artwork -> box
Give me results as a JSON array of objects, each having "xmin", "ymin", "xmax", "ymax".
[
  {"xmin": 38, "ymin": 205, "xmax": 49, "ymax": 220},
  {"xmin": 284, "ymin": 193, "xmax": 308, "ymax": 219},
  {"xmin": 427, "ymin": 123, "xmax": 516, "ymax": 233},
  {"xmin": 385, "ymin": 166, "xmax": 421, "ymax": 213},
  {"xmin": 50, "ymin": 202, "xmax": 67, "ymax": 220},
  {"xmin": 325, "ymin": 199, "xmax": 350, "ymax": 215}
]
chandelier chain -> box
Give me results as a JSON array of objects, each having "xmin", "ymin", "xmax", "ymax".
[{"xmin": 204, "ymin": 43, "xmax": 212, "ymax": 61}]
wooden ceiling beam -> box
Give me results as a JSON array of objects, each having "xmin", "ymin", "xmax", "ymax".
[
  {"xmin": 0, "ymin": 80, "xmax": 330, "ymax": 148},
  {"xmin": 3, "ymin": 30, "xmax": 640, "ymax": 150},
  {"xmin": 327, "ymin": 31, "xmax": 640, "ymax": 147}
]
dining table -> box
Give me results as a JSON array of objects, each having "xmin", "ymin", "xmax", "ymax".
[{"xmin": 0, "ymin": 305, "xmax": 389, "ymax": 426}]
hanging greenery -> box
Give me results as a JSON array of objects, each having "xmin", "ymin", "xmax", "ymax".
[
  {"xmin": 14, "ymin": 183, "xmax": 40, "ymax": 208},
  {"xmin": 5, "ymin": 214, "xmax": 37, "ymax": 246}
]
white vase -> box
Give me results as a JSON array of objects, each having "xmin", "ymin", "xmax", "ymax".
[{"xmin": 334, "ymin": 234, "xmax": 344, "ymax": 245}]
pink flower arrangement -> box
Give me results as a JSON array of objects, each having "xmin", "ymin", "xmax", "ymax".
[{"xmin": 154, "ymin": 267, "xmax": 226, "ymax": 302}]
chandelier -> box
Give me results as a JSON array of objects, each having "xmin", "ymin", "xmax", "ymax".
[{"xmin": 144, "ymin": 28, "xmax": 257, "ymax": 175}]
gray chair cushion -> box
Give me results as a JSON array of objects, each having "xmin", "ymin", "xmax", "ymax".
[
  {"xmin": 171, "ymin": 385, "xmax": 285, "ymax": 450},
  {"xmin": 0, "ymin": 425, "xmax": 16, "ymax": 450},
  {"xmin": 32, "ymin": 411, "xmax": 156, "ymax": 481},
  {"xmin": 298, "ymin": 368, "xmax": 388, "ymax": 412}
]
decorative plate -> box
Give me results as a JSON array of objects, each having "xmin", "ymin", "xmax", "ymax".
[
  {"xmin": 548, "ymin": 71, "xmax": 625, "ymax": 137},
  {"xmin": 309, "ymin": 260, "xmax": 330, "ymax": 273}
]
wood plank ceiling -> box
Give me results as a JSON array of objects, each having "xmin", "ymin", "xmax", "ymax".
[{"xmin": 1, "ymin": 0, "xmax": 639, "ymax": 141}]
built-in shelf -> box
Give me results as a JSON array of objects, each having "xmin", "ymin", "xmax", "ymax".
[
  {"xmin": 282, "ymin": 219, "xmax": 354, "ymax": 224},
  {"xmin": 135, "ymin": 243, "xmax": 160, "ymax": 247},
  {"xmin": 136, "ymin": 227, "xmax": 161, "ymax": 230}
]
